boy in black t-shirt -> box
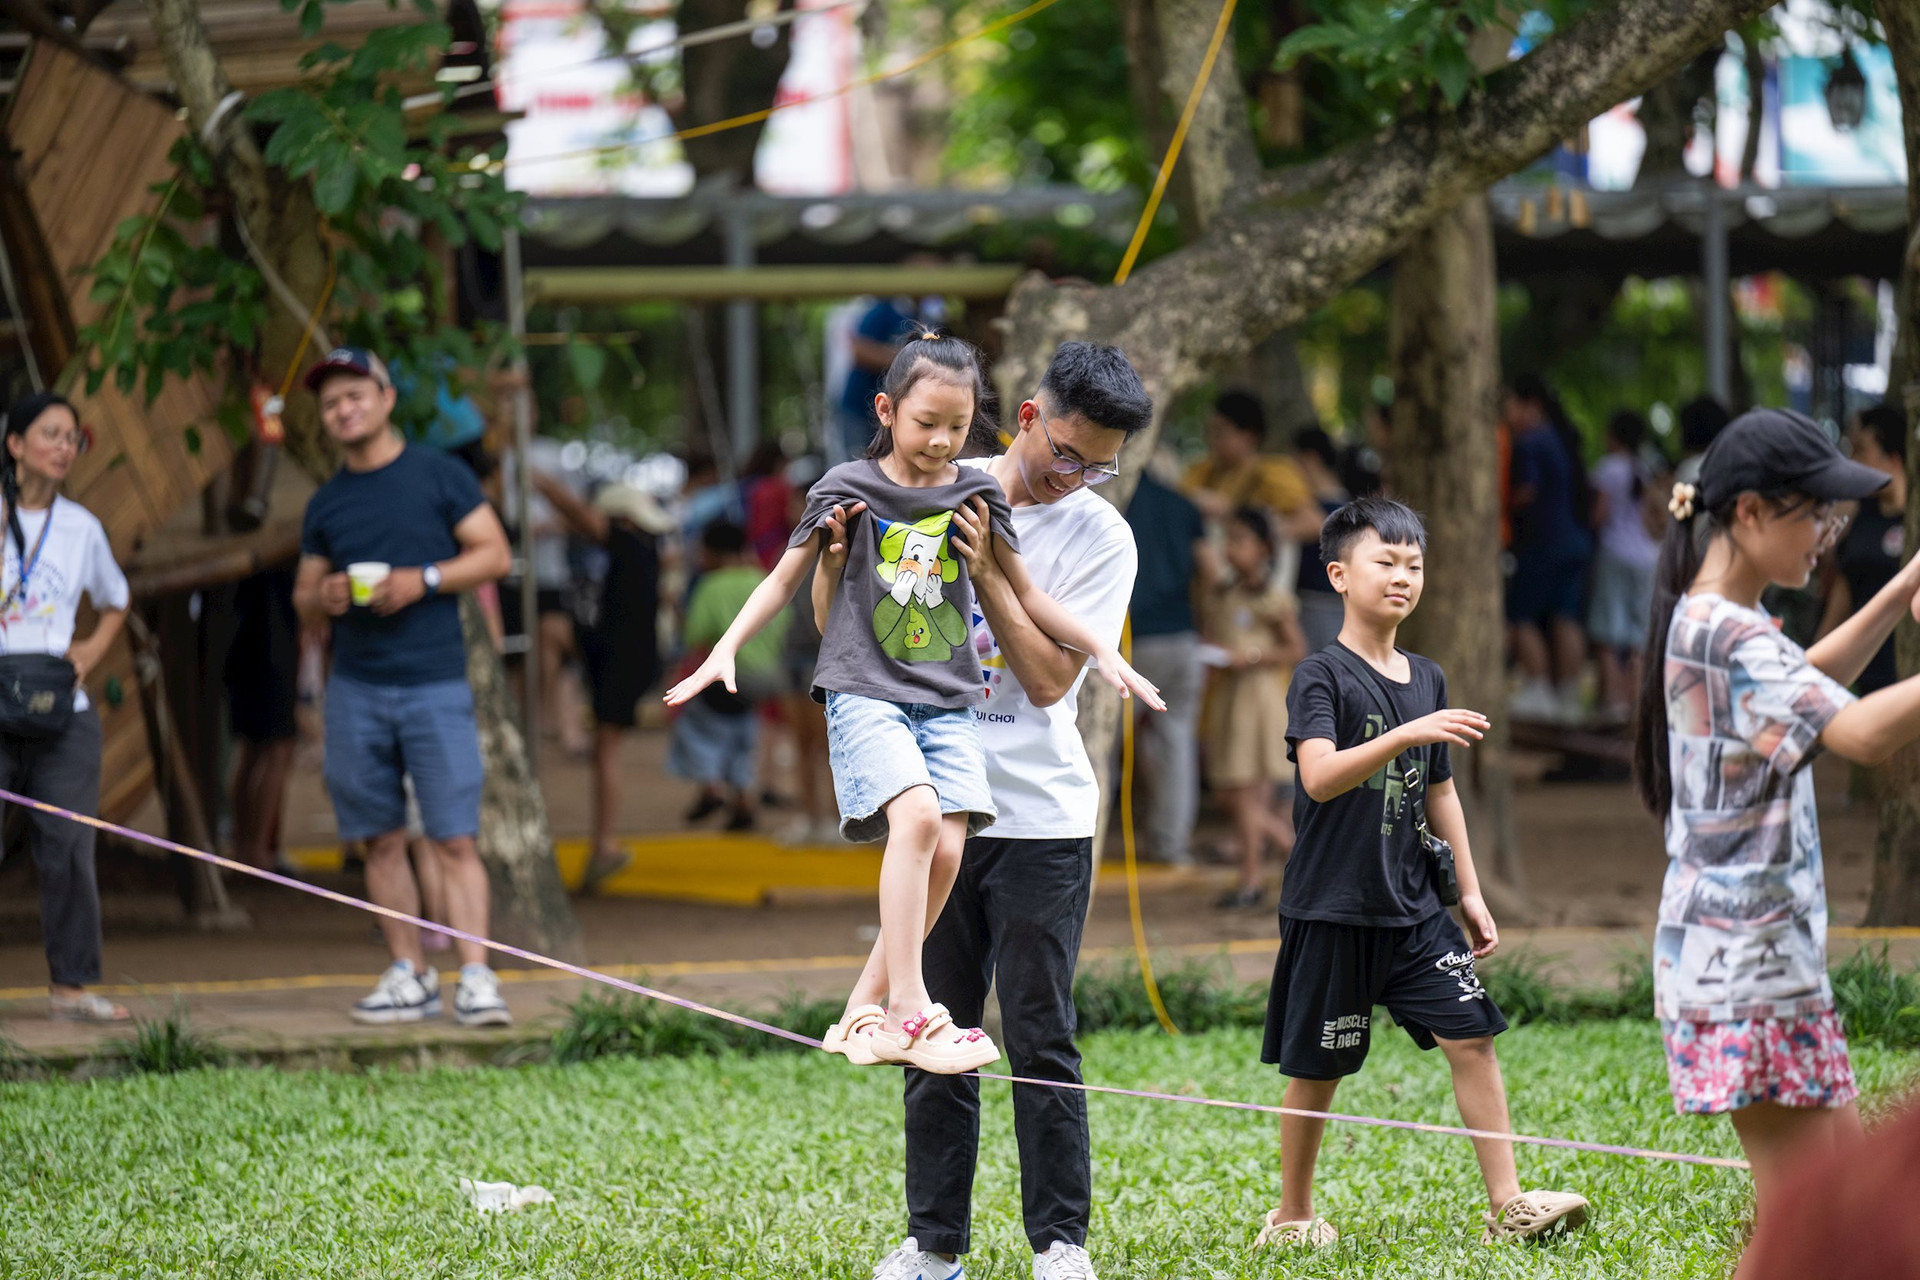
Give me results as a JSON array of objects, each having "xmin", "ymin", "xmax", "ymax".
[{"xmin": 1255, "ymin": 498, "xmax": 1590, "ymax": 1249}]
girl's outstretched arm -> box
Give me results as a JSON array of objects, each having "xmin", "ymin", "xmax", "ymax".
[
  {"xmin": 664, "ymin": 542, "xmax": 817, "ymax": 704},
  {"xmin": 990, "ymin": 539, "xmax": 1166, "ymax": 711},
  {"xmin": 1807, "ymin": 553, "xmax": 1920, "ymax": 688},
  {"xmin": 1821, "ymin": 674, "xmax": 1920, "ymax": 767}
]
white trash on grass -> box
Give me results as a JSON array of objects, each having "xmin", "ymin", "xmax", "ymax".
[{"xmin": 460, "ymin": 1178, "xmax": 556, "ymax": 1214}]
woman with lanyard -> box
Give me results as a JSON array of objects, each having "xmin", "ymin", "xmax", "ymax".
[{"xmin": 0, "ymin": 393, "xmax": 130, "ymax": 1022}]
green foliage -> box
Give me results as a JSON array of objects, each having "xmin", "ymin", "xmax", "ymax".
[
  {"xmin": 6, "ymin": 1024, "xmax": 1919, "ymax": 1276},
  {"xmin": 77, "ymin": 155, "xmax": 269, "ymax": 405},
  {"xmin": 547, "ymin": 988, "xmax": 840, "ymax": 1065},
  {"xmin": 79, "ymin": 11, "xmax": 522, "ymax": 440},
  {"xmin": 1276, "ymin": 1, "xmax": 1595, "ymax": 117},
  {"xmin": 1479, "ymin": 951, "xmax": 1656, "ymax": 1027},
  {"xmin": 119, "ymin": 1007, "xmax": 227, "ymax": 1075},
  {"xmin": 1832, "ymin": 944, "xmax": 1920, "ymax": 1051},
  {"xmin": 1073, "ymin": 954, "xmax": 1266, "ymax": 1033}
]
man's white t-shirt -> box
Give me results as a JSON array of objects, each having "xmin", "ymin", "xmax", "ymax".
[
  {"xmin": 0, "ymin": 497, "xmax": 130, "ymax": 710},
  {"xmin": 961, "ymin": 458, "xmax": 1137, "ymax": 840}
]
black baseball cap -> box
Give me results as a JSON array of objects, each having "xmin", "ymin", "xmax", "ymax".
[
  {"xmin": 1697, "ymin": 408, "xmax": 1888, "ymax": 509},
  {"xmin": 304, "ymin": 346, "xmax": 391, "ymax": 393}
]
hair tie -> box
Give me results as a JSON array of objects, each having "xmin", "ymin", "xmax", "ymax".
[{"xmin": 1668, "ymin": 482, "xmax": 1697, "ymax": 522}]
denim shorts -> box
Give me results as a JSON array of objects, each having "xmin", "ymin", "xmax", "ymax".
[
  {"xmin": 666, "ymin": 696, "xmax": 759, "ymax": 791},
  {"xmin": 824, "ymin": 691, "xmax": 995, "ymax": 843},
  {"xmin": 323, "ymin": 674, "xmax": 484, "ymax": 842}
]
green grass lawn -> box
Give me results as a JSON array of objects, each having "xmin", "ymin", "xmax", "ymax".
[{"xmin": 3, "ymin": 1022, "xmax": 1915, "ymax": 1279}]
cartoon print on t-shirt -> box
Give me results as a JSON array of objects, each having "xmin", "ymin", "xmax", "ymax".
[{"xmin": 873, "ymin": 512, "xmax": 969, "ymax": 662}]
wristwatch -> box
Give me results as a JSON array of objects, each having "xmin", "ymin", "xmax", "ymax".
[{"xmin": 422, "ymin": 563, "xmax": 443, "ymax": 597}]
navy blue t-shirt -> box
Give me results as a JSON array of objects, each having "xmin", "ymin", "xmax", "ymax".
[
  {"xmin": 1125, "ymin": 473, "xmax": 1205, "ymax": 637},
  {"xmin": 1509, "ymin": 426, "xmax": 1592, "ymax": 559},
  {"xmin": 300, "ymin": 445, "xmax": 486, "ymax": 686},
  {"xmin": 838, "ymin": 299, "xmax": 914, "ymax": 423}
]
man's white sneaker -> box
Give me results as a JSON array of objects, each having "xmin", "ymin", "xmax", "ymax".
[
  {"xmin": 454, "ymin": 965, "xmax": 513, "ymax": 1028},
  {"xmin": 1033, "ymin": 1241, "xmax": 1097, "ymax": 1280},
  {"xmin": 351, "ymin": 961, "xmax": 440, "ymax": 1024},
  {"xmin": 872, "ymin": 1237, "xmax": 963, "ymax": 1280}
]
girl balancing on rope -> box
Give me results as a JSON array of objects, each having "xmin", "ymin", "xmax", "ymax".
[
  {"xmin": 1632, "ymin": 407, "xmax": 1920, "ymax": 1208},
  {"xmin": 666, "ymin": 332, "xmax": 1163, "ymax": 1073}
]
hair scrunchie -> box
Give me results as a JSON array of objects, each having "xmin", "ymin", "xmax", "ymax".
[{"xmin": 1668, "ymin": 481, "xmax": 1697, "ymax": 522}]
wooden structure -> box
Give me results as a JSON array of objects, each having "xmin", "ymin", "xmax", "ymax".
[{"xmin": 0, "ymin": 42, "xmax": 235, "ymax": 826}]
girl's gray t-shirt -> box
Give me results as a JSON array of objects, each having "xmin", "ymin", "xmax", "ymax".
[{"xmin": 789, "ymin": 459, "xmax": 1018, "ymax": 709}]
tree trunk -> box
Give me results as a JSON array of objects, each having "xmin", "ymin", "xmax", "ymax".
[
  {"xmin": 1865, "ymin": 2, "xmax": 1920, "ymax": 925},
  {"xmin": 462, "ymin": 595, "xmax": 584, "ymax": 961},
  {"xmin": 1387, "ymin": 195, "xmax": 1532, "ymax": 916},
  {"xmin": 674, "ymin": 0, "xmax": 797, "ymax": 185}
]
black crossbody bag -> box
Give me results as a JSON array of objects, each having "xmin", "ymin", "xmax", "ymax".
[
  {"xmin": 1325, "ymin": 645, "xmax": 1460, "ymax": 907},
  {"xmin": 0, "ymin": 508, "xmax": 76, "ymax": 743}
]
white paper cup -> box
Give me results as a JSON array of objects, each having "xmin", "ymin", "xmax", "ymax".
[{"xmin": 347, "ymin": 562, "xmax": 391, "ymax": 607}]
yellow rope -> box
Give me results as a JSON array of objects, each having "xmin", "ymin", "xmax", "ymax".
[
  {"xmin": 1120, "ymin": 615, "xmax": 1179, "ymax": 1035},
  {"xmin": 1112, "ymin": 0, "xmax": 1239, "ymax": 286},
  {"xmin": 276, "ymin": 247, "xmax": 338, "ymax": 400},
  {"xmin": 510, "ymin": 0, "xmax": 1065, "ymax": 172},
  {"xmin": 1113, "ymin": 0, "xmax": 1240, "ymax": 1032}
]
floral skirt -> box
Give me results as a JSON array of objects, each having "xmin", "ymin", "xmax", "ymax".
[{"xmin": 1660, "ymin": 1011, "xmax": 1858, "ymax": 1115}]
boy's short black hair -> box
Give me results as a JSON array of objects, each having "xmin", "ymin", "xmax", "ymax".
[
  {"xmin": 1037, "ymin": 342, "xmax": 1152, "ymax": 435},
  {"xmin": 1293, "ymin": 426, "xmax": 1339, "ymax": 470},
  {"xmin": 1607, "ymin": 409, "xmax": 1648, "ymax": 453},
  {"xmin": 701, "ymin": 520, "xmax": 747, "ymax": 555},
  {"xmin": 1679, "ymin": 395, "xmax": 1731, "ymax": 454},
  {"xmin": 1212, "ymin": 389, "xmax": 1266, "ymax": 443},
  {"xmin": 1857, "ymin": 403, "xmax": 1907, "ymax": 462},
  {"xmin": 1320, "ymin": 496, "xmax": 1426, "ymax": 566},
  {"xmin": 1229, "ymin": 506, "xmax": 1275, "ymax": 554}
]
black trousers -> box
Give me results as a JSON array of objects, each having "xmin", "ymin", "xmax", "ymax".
[
  {"xmin": 904, "ymin": 835, "xmax": 1092, "ymax": 1256},
  {"xmin": 0, "ymin": 708, "xmax": 105, "ymax": 986}
]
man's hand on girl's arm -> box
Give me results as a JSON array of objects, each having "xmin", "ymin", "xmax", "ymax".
[{"xmin": 951, "ymin": 497, "xmax": 1082, "ymax": 708}]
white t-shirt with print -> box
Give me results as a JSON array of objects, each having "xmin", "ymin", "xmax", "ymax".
[
  {"xmin": 0, "ymin": 497, "xmax": 130, "ymax": 711},
  {"xmin": 960, "ymin": 458, "xmax": 1137, "ymax": 840}
]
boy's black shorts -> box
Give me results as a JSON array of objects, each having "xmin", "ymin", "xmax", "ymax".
[{"xmin": 1261, "ymin": 909, "xmax": 1508, "ymax": 1080}]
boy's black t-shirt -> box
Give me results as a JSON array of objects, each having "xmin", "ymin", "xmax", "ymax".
[{"xmin": 1281, "ymin": 642, "xmax": 1453, "ymax": 928}]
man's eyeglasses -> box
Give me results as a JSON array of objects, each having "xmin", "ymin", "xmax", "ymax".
[{"xmin": 1034, "ymin": 403, "xmax": 1120, "ymax": 486}]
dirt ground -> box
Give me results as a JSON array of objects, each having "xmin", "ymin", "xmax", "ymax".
[{"xmin": 0, "ymin": 730, "xmax": 1908, "ymax": 1060}]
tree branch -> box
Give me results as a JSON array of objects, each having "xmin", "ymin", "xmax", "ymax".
[{"xmin": 1004, "ymin": 0, "xmax": 1772, "ymax": 410}]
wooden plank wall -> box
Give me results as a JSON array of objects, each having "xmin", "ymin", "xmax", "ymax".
[
  {"xmin": 3, "ymin": 44, "xmax": 235, "ymax": 824},
  {"xmin": 7, "ymin": 43, "xmax": 232, "ymax": 559}
]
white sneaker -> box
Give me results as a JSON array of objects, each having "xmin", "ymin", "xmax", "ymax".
[
  {"xmin": 872, "ymin": 1238, "xmax": 963, "ymax": 1280},
  {"xmin": 351, "ymin": 961, "xmax": 440, "ymax": 1024},
  {"xmin": 1033, "ymin": 1241, "xmax": 1097, "ymax": 1280},
  {"xmin": 454, "ymin": 965, "xmax": 513, "ymax": 1028},
  {"xmin": 1508, "ymin": 680, "xmax": 1560, "ymax": 724}
]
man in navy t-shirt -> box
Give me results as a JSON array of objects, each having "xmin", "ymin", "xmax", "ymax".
[{"xmin": 293, "ymin": 347, "xmax": 513, "ymax": 1028}]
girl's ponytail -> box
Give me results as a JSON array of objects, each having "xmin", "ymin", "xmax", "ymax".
[
  {"xmin": 1630, "ymin": 486, "xmax": 1706, "ymax": 817},
  {"xmin": 1630, "ymin": 477, "xmax": 1809, "ymax": 816}
]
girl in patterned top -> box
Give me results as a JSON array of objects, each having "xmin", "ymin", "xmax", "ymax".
[{"xmin": 1630, "ymin": 407, "xmax": 1920, "ymax": 1207}]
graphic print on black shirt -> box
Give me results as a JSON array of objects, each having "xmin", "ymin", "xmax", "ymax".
[{"xmin": 1281, "ymin": 642, "xmax": 1453, "ymax": 927}]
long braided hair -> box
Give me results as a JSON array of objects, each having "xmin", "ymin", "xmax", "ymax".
[{"xmin": 0, "ymin": 392, "xmax": 74, "ymax": 566}]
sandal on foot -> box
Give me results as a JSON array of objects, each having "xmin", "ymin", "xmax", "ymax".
[
  {"xmin": 49, "ymin": 992, "xmax": 129, "ymax": 1022},
  {"xmin": 1253, "ymin": 1210, "xmax": 1337, "ymax": 1248},
  {"xmin": 821, "ymin": 1004, "xmax": 887, "ymax": 1066},
  {"xmin": 871, "ymin": 1003, "xmax": 999, "ymax": 1074},
  {"xmin": 1481, "ymin": 1190, "xmax": 1590, "ymax": 1243}
]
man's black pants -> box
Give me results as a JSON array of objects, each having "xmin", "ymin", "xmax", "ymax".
[{"xmin": 904, "ymin": 834, "xmax": 1092, "ymax": 1256}]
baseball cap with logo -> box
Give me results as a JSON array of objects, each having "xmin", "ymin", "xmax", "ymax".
[{"xmin": 304, "ymin": 346, "xmax": 392, "ymax": 393}]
